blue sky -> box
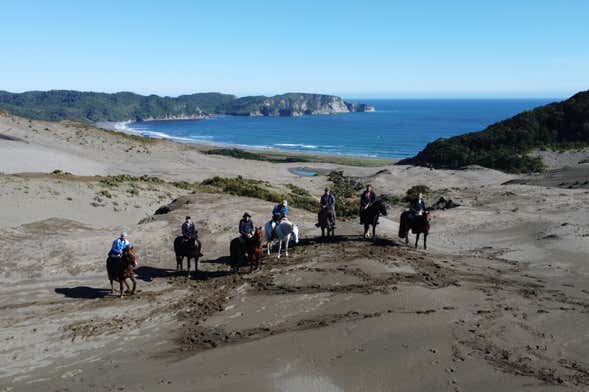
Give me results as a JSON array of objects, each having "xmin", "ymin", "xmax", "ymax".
[{"xmin": 1, "ymin": 0, "xmax": 588, "ymax": 98}]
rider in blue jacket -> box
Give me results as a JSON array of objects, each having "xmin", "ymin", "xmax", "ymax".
[
  {"xmin": 109, "ymin": 232, "xmax": 130, "ymax": 257},
  {"xmin": 271, "ymin": 200, "xmax": 289, "ymax": 237},
  {"xmin": 272, "ymin": 199, "xmax": 289, "ymax": 222}
]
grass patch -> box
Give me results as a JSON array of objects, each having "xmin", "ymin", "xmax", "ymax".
[
  {"xmin": 204, "ymin": 148, "xmax": 392, "ymax": 167},
  {"xmin": 201, "ymin": 176, "xmax": 319, "ymax": 212},
  {"xmin": 202, "ymin": 176, "xmax": 283, "ymax": 203}
]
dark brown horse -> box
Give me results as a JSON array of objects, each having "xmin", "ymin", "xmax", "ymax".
[
  {"xmin": 230, "ymin": 227, "xmax": 264, "ymax": 273},
  {"xmin": 399, "ymin": 211, "xmax": 431, "ymax": 249},
  {"xmin": 106, "ymin": 247, "xmax": 137, "ymax": 298},
  {"xmin": 319, "ymin": 206, "xmax": 336, "ymax": 239},
  {"xmin": 174, "ymin": 236, "xmax": 202, "ymax": 276},
  {"xmin": 362, "ymin": 200, "xmax": 388, "ymax": 239}
]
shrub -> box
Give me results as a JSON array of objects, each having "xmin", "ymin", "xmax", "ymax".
[
  {"xmin": 403, "ymin": 185, "xmax": 431, "ymax": 202},
  {"xmin": 98, "ymin": 190, "xmax": 112, "ymax": 199},
  {"xmin": 327, "ymin": 171, "xmax": 365, "ymax": 217}
]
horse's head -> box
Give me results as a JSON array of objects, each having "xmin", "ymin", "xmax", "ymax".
[
  {"xmin": 123, "ymin": 246, "xmax": 136, "ymax": 264},
  {"xmin": 375, "ymin": 200, "xmax": 388, "ymax": 216},
  {"xmin": 254, "ymin": 226, "xmax": 263, "ymax": 241}
]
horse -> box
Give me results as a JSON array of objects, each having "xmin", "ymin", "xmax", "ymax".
[
  {"xmin": 319, "ymin": 206, "xmax": 336, "ymax": 239},
  {"xmin": 106, "ymin": 247, "xmax": 137, "ymax": 299},
  {"xmin": 361, "ymin": 200, "xmax": 388, "ymax": 239},
  {"xmin": 399, "ymin": 211, "xmax": 431, "ymax": 249},
  {"xmin": 264, "ymin": 219, "xmax": 300, "ymax": 258},
  {"xmin": 173, "ymin": 236, "xmax": 202, "ymax": 277},
  {"xmin": 229, "ymin": 227, "xmax": 264, "ymax": 273}
]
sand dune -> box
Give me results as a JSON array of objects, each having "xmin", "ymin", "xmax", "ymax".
[{"xmin": 1, "ymin": 112, "xmax": 589, "ymax": 391}]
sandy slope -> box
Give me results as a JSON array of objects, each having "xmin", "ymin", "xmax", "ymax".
[{"xmin": 1, "ymin": 112, "xmax": 589, "ymax": 391}]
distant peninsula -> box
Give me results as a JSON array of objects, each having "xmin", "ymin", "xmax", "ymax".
[
  {"xmin": 0, "ymin": 90, "xmax": 375, "ymax": 123},
  {"xmin": 398, "ymin": 90, "xmax": 589, "ymax": 173}
]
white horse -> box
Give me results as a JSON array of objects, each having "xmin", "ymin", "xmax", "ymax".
[{"xmin": 264, "ymin": 220, "xmax": 299, "ymax": 258}]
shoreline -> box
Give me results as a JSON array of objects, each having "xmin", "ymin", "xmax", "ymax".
[{"xmin": 95, "ymin": 120, "xmax": 397, "ymax": 165}]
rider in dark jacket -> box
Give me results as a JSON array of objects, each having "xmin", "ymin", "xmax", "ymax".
[
  {"xmin": 182, "ymin": 216, "xmax": 197, "ymax": 240},
  {"xmin": 316, "ymin": 188, "xmax": 336, "ymax": 227},
  {"xmin": 239, "ymin": 212, "xmax": 254, "ymax": 243},
  {"xmin": 359, "ymin": 185, "xmax": 376, "ymax": 224},
  {"xmin": 410, "ymin": 193, "xmax": 427, "ymax": 217}
]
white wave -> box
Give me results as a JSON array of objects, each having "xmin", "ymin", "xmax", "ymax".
[
  {"xmin": 274, "ymin": 143, "xmax": 318, "ymax": 149},
  {"xmin": 135, "ymin": 130, "xmax": 196, "ymax": 143}
]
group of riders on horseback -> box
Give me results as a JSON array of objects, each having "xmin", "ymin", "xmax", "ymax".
[{"xmin": 106, "ymin": 185, "xmax": 431, "ymax": 294}]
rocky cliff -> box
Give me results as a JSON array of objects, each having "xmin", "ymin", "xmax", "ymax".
[
  {"xmin": 0, "ymin": 90, "xmax": 373, "ymax": 122},
  {"xmin": 223, "ymin": 93, "xmax": 374, "ymax": 116}
]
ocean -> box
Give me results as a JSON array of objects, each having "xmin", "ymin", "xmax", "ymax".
[{"xmin": 123, "ymin": 99, "xmax": 556, "ymax": 159}]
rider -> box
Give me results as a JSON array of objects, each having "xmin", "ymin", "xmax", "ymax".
[
  {"xmin": 239, "ymin": 212, "xmax": 255, "ymax": 244},
  {"xmin": 271, "ymin": 199, "xmax": 289, "ymax": 236},
  {"xmin": 272, "ymin": 199, "xmax": 289, "ymax": 222},
  {"xmin": 109, "ymin": 232, "xmax": 130, "ymax": 257},
  {"xmin": 359, "ymin": 184, "xmax": 376, "ymax": 224},
  {"xmin": 410, "ymin": 192, "xmax": 427, "ymax": 217},
  {"xmin": 316, "ymin": 187, "xmax": 336, "ymax": 227},
  {"xmin": 182, "ymin": 216, "xmax": 197, "ymax": 240}
]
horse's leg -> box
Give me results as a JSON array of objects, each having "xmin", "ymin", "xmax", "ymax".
[
  {"xmin": 110, "ymin": 279, "xmax": 115, "ymax": 295},
  {"xmin": 267, "ymin": 241, "xmax": 271, "ymax": 256},
  {"xmin": 277, "ymin": 239, "xmax": 282, "ymax": 259},
  {"xmin": 364, "ymin": 224, "xmax": 368, "ymax": 239},
  {"xmin": 424, "ymin": 233, "xmax": 427, "ymax": 250},
  {"xmin": 130, "ymin": 276, "xmax": 136, "ymax": 294},
  {"xmin": 285, "ymin": 235, "xmax": 289, "ymax": 257},
  {"xmin": 415, "ymin": 233, "xmax": 420, "ymax": 249},
  {"xmin": 119, "ymin": 280, "xmax": 124, "ymax": 299},
  {"xmin": 124, "ymin": 279, "xmax": 131, "ymax": 293},
  {"xmin": 372, "ymin": 222, "xmax": 376, "ymax": 240},
  {"xmin": 187, "ymin": 257, "xmax": 192, "ymax": 278}
]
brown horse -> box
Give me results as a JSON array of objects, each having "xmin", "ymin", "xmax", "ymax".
[
  {"xmin": 106, "ymin": 247, "xmax": 137, "ymax": 298},
  {"xmin": 399, "ymin": 211, "xmax": 431, "ymax": 249},
  {"xmin": 319, "ymin": 206, "xmax": 336, "ymax": 239},
  {"xmin": 230, "ymin": 227, "xmax": 264, "ymax": 273},
  {"xmin": 362, "ymin": 200, "xmax": 388, "ymax": 239},
  {"xmin": 174, "ymin": 236, "xmax": 202, "ymax": 277}
]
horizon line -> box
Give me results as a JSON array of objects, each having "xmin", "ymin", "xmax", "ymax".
[{"xmin": 0, "ymin": 88, "xmax": 570, "ymax": 101}]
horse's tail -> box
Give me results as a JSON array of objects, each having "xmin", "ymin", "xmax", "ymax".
[
  {"xmin": 399, "ymin": 211, "xmax": 409, "ymax": 238},
  {"xmin": 173, "ymin": 236, "xmax": 182, "ymax": 254},
  {"xmin": 229, "ymin": 238, "xmax": 240, "ymax": 265},
  {"xmin": 106, "ymin": 256, "xmax": 121, "ymax": 281}
]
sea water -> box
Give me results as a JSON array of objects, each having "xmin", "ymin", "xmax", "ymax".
[{"xmin": 123, "ymin": 99, "xmax": 555, "ymax": 158}]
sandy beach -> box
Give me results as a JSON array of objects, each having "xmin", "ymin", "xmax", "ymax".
[{"xmin": 2, "ymin": 111, "xmax": 589, "ymax": 391}]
